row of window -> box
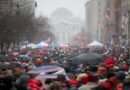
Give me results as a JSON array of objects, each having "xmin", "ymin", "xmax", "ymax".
[
  {"xmin": 0, "ymin": 6, "xmax": 11, "ymax": 9},
  {"xmin": 105, "ymin": 0, "xmax": 110, "ymax": 16},
  {"xmin": 0, "ymin": 1, "xmax": 10, "ymax": 5},
  {"xmin": 0, "ymin": 1, "xmax": 14, "ymax": 15}
]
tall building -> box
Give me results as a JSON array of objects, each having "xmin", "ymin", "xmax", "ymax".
[
  {"xmin": 0, "ymin": 0, "xmax": 36, "ymax": 17},
  {"xmin": 97, "ymin": 0, "xmax": 105, "ymax": 42},
  {"xmin": 120, "ymin": 0, "xmax": 130, "ymax": 46},
  {"xmin": 0, "ymin": 0, "xmax": 16, "ymax": 17},
  {"xmin": 102, "ymin": 0, "xmax": 116, "ymax": 46},
  {"xmin": 16, "ymin": 0, "xmax": 36, "ymax": 16},
  {"xmin": 85, "ymin": 0, "xmax": 105, "ymax": 43},
  {"xmin": 85, "ymin": 1, "xmax": 92, "ymax": 42},
  {"xmin": 114, "ymin": 0, "xmax": 122, "ymax": 46}
]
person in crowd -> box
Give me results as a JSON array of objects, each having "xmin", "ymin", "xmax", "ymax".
[
  {"xmin": 44, "ymin": 79, "xmax": 53, "ymax": 90},
  {"xmin": 78, "ymin": 74, "xmax": 99, "ymax": 90},
  {"xmin": 15, "ymin": 74, "xmax": 30, "ymax": 90},
  {"xmin": 92, "ymin": 85, "xmax": 107, "ymax": 90},
  {"xmin": 49, "ymin": 81, "xmax": 62, "ymax": 90},
  {"xmin": 116, "ymin": 71, "xmax": 127, "ymax": 90}
]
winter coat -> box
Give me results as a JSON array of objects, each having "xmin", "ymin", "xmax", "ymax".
[{"xmin": 78, "ymin": 82, "xmax": 98, "ymax": 90}]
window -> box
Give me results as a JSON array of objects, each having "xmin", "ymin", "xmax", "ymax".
[
  {"xmin": 98, "ymin": 1, "xmax": 101, "ymax": 6},
  {"xmin": 98, "ymin": 14, "xmax": 101, "ymax": 18},
  {"xmin": 105, "ymin": 0, "xmax": 110, "ymax": 16},
  {"xmin": 106, "ymin": 0, "xmax": 110, "ymax": 9},
  {"xmin": 98, "ymin": 7, "xmax": 101, "ymax": 12}
]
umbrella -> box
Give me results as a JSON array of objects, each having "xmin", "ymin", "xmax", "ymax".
[
  {"xmin": 9, "ymin": 62, "xmax": 22, "ymax": 69},
  {"xmin": 19, "ymin": 55, "xmax": 32, "ymax": 61},
  {"xmin": 28, "ymin": 65, "xmax": 62, "ymax": 74},
  {"xmin": 70, "ymin": 53, "xmax": 104, "ymax": 66},
  {"xmin": 32, "ymin": 55, "xmax": 41, "ymax": 60},
  {"xmin": 0, "ymin": 63, "xmax": 10, "ymax": 69},
  {"xmin": 0, "ymin": 55, "xmax": 9, "ymax": 62},
  {"xmin": 35, "ymin": 68, "xmax": 67, "ymax": 83},
  {"xmin": 94, "ymin": 46, "xmax": 106, "ymax": 51},
  {"xmin": 35, "ymin": 69, "xmax": 66, "ymax": 81},
  {"xmin": 36, "ymin": 41, "xmax": 48, "ymax": 49},
  {"xmin": 67, "ymin": 52, "xmax": 81, "ymax": 59},
  {"xmin": 36, "ymin": 74, "xmax": 57, "ymax": 80}
]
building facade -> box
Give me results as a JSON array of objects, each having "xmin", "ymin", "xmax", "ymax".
[
  {"xmin": 50, "ymin": 8, "xmax": 84, "ymax": 45},
  {"xmin": 85, "ymin": 0, "xmax": 105, "ymax": 43},
  {"xmin": 0, "ymin": 0, "xmax": 16, "ymax": 17},
  {"xmin": 102, "ymin": 0, "xmax": 116, "ymax": 46},
  {"xmin": 16, "ymin": 0, "xmax": 36, "ymax": 16},
  {"xmin": 121, "ymin": 0, "xmax": 130, "ymax": 46},
  {"xmin": 0, "ymin": 0, "xmax": 36, "ymax": 17},
  {"xmin": 85, "ymin": 0, "xmax": 130, "ymax": 46}
]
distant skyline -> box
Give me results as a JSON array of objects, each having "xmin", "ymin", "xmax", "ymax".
[{"xmin": 35, "ymin": 0, "xmax": 89, "ymax": 19}]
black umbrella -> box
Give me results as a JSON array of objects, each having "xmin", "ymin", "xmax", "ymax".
[
  {"xmin": 67, "ymin": 52, "xmax": 81, "ymax": 59},
  {"xmin": 0, "ymin": 63, "xmax": 10, "ymax": 69},
  {"xmin": 0, "ymin": 55, "xmax": 9, "ymax": 62},
  {"xmin": 101, "ymin": 54, "xmax": 109, "ymax": 60},
  {"xmin": 32, "ymin": 55, "xmax": 41, "ymax": 60},
  {"xmin": 70, "ymin": 53, "xmax": 104, "ymax": 66},
  {"xmin": 9, "ymin": 62, "xmax": 22, "ymax": 69},
  {"xmin": 94, "ymin": 46, "xmax": 106, "ymax": 51},
  {"xmin": 19, "ymin": 55, "xmax": 32, "ymax": 62}
]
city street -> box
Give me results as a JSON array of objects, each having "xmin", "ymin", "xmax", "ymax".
[{"xmin": 0, "ymin": 0, "xmax": 130, "ymax": 90}]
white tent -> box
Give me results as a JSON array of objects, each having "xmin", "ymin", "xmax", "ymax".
[
  {"xmin": 20, "ymin": 45, "xmax": 26, "ymax": 50},
  {"xmin": 27, "ymin": 43, "xmax": 36, "ymax": 48},
  {"xmin": 87, "ymin": 41, "xmax": 104, "ymax": 47}
]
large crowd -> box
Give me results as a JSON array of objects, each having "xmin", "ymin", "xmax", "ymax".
[{"xmin": 0, "ymin": 46, "xmax": 130, "ymax": 90}]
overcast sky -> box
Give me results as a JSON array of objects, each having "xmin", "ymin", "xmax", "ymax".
[{"xmin": 35, "ymin": 0, "xmax": 89, "ymax": 19}]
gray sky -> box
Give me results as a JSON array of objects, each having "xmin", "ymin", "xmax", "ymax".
[{"xmin": 35, "ymin": 0, "xmax": 89, "ymax": 19}]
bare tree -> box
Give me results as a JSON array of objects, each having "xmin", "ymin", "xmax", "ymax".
[
  {"xmin": 33, "ymin": 16, "xmax": 56, "ymax": 43},
  {"xmin": 0, "ymin": 12, "xmax": 55, "ymax": 53}
]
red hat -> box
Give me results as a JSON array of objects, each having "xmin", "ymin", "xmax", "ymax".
[
  {"xmin": 105, "ymin": 58, "xmax": 117, "ymax": 68},
  {"xmin": 121, "ymin": 65, "xmax": 129, "ymax": 71},
  {"xmin": 81, "ymin": 76, "xmax": 88, "ymax": 84},
  {"xmin": 97, "ymin": 67, "xmax": 107, "ymax": 74},
  {"xmin": 109, "ymin": 77, "xmax": 119, "ymax": 87},
  {"xmin": 101, "ymin": 80, "xmax": 113, "ymax": 90},
  {"xmin": 69, "ymin": 79, "xmax": 79, "ymax": 87},
  {"xmin": 28, "ymin": 78, "xmax": 42, "ymax": 90}
]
